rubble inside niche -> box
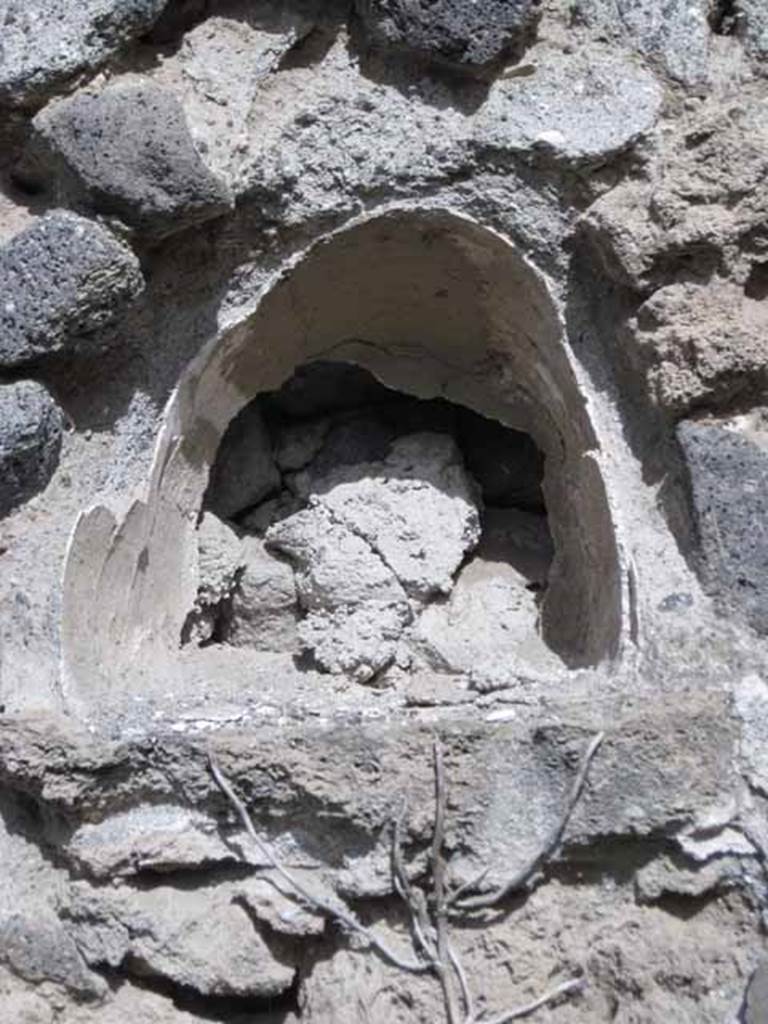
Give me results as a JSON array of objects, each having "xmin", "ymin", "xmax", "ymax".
[{"xmin": 186, "ymin": 362, "xmax": 556, "ymax": 686}]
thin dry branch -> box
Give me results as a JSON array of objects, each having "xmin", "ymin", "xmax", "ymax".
[
  {"xmin": 450, "ymin": 731, "xmax": 605, "ymax": 912},
  {"xmin": 392, "ymin": 799, "xmax": 436, "ymax": 962},
  {"xmin": 208, "ymin": 749, "xmax": 430, "ymax": 975},
  {"xmin": 211, "ymin": 728, "xmax": 603, "ymax": 1024},
  {"xmin": 479, "ymin": 976, "xmax": 585, "ymax": 1023},
  {"xmin": 431, "ymin": 737, "xmax": 462, "ymax": 1024},
  {"xmin": 448, "ymin": 939, "xmax": 475, "ymax": 1022}
]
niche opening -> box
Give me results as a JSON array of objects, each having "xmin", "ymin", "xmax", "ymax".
[{"xmin": 183, "ymin": 361, "xmax": 562, "ymax": 690}]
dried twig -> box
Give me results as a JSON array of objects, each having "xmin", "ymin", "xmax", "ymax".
[
  {"xmin": 431, "ymin": 737, "xmax": 462, "ymax": 1024},
  {"xmin": 479, "ymin": 976, "xmax": 585, "ymax": 1023},
  {"xmin": 392, "ymin": 800, "xmax": 435, "ymax": 962},
  {"xmin": 208, "ymin": 749, "xmax": 429, "ymax": 974},
  {"xmin": 210, "ymin": 728, "xmax": 604, "ymax": 1024},
  {"xmin": 448, "ymin": 939, "xmax": 475, "ymax": 1022},
  {"xmin": 450, "ymin": 732, "xmax": 605, "ymax": 911}
]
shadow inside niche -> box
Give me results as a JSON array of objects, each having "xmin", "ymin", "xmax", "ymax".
[{"xmin": 185, "ymin": 360, "xmax": 561, "ymax": 689}]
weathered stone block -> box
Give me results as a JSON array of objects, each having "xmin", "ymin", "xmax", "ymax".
[
  {"xmin": 0, "ymin": 0, "xmax": 167, "ymax": 110},
  {"xmin": 0, "ymin": 381, "xmax": 62, "ymax": 516},
  {"xmin": 570, "ymin": 0, "xmax": 711, "ymax": 86},
  {"xmin": 355, "ymin": 0, "xmax": 539, "ymax": 75},
  {"xmin": 28, "ymin": 79, "xmax": 234, "ymax": 237},
  {"xmin": 64, "ymin": 881, "xmax": 296, "ymax": 999},
  {"xmin": 678, "ymin": 418, "xmax": 768, "ymax": 633},
  {"xmin": 737, "ymin": 0, "xmax": 768, "ymax": 67},
  {"xmin": 228, "ymin": 536, "xmax": 299, "ymax": 652},
  {"xmin": 0, "ymin": 211, "xmax": 143, "ymax": 367}
]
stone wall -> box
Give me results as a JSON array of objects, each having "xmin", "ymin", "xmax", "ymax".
[{"xmin": 1, "ymin": 2, "xmax": 768, "ymax": 1021}]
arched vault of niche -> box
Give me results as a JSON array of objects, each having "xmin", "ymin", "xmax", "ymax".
[{"xmin": 62, "ymin": 208, "xmax": 625, "ymax": 702}]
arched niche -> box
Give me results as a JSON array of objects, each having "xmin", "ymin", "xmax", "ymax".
[{"xmin": 62, "ymin": 208, "xmax": 625, "ymax": 704}]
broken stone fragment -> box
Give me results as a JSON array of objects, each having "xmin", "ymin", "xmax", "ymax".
[
  {"xmin": 737, "ymin": 0, "xmax": 768, "ymax": 68},
  {"xmin": 227, "ymin": 536, "xmax": 298, "ymax": 652},
  {"xmin": 26, "ymin": 79, "xmax": 234, "ymax": 238},
  {"xmin": 626, "ymin": 281, "xmax": 768, "ymax": 414},
  {"xmin": 414, "ymin": 508, "xmax": 560, "ymax": 689},
  {"xmin": 204, "ymin": 401, "xmax": 281, "ymax": 520},
  {"xmin": 0, "ymin": 381, "xmax": 63, "ymax": 517},
  {"xmin": 237, "ymin": 875, "xmax": 325, "ymax": 937},
  {"xmin": 65, "ymin": 803, "xmax": 257, "ymax": 879},
  {"xmin": 354, "ymin": 0, "xmax": 539, "ymax": 75},
  {"xmin": 267, "ymin": 502, "xmax": 411, "ymax": 679},
  {"xmin": 267, "ymin": 504, "xmax": 407, "ymax": 612},
  {"xmin": 266, "ymin": 432, "xmax": 480, "ymax": 679},
  {"xmin": 185, "ymin": 514, "xmax": 297, "ymax": 652},
  {"xmin": 677, "ymin": 417, "xmax": 768, "ymax": 633},
  {"xmin": 0, "ymin": 911, "xmax": 105, "ymax": 999},
  {"xmin": 183, "ymin": 512, "xmax": 244, "ymax": 644},
  {"xmin": 64, "ymin": 881, "xmax": 296, "ymax": 999},
  {"xmin": 294, "ymin": 432, "xmax": 482, "ymax": 600},
  {"xmin": 0, "ymin": 211, "xmax": 144, "ymax": 367},
  {"xmin": 635, "ymin": 853, "xmax": 747, "ymax": 903},
  {"xmin": 299, "ymin": 600, "xmax": 412, "ymax": 682},
  {"xmin": 0, "ymin": 0, "xmax": 167, "ymax": 110}
]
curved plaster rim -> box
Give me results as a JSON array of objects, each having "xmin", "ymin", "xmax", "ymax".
[{"xmin": 62, "ymin": 206, "xmax": 628, "ymax": 705}]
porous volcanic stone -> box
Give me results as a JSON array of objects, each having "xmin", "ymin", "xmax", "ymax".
[
  {"xmin": 0, "ymin": 211, "xmax": 143, "ymax": 367},
  {"xmin": 0, "ymin": 0, "xmax": 167, "ymax": 110},
  {"xmin": 354, "ymin": 0, "xmax": 539, "ymax": 75},
  {"xmin": 678, "ymin": 419, "xmax": 768, "ymax": 634},
  {"xmin": 29, "ymin": 79, "xmax": 234, "ymax": 237},
  {"xmin": 570, "ymin": 0, "xmax": 711, "ymax": 86},
  {"xmin": 0, "ymin": 381, "xmax": 63, "ymax": 516},
  {"xmin": 737, "ymin": 0, "xmax": 768, "ymax": 67}
]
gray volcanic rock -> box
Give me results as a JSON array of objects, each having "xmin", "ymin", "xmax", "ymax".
[
  {"xmin": 0, "ymin": 381, "xmax": 62, "ymax": 516},
  {"xmin": 0, "ymin": 912, "xmax": 104, "ymax": 998},
  {"xmin": 625, "ymin": 280, "xmax": 768, "ymax": 415},
  {"xmin": 292, "ymin": 433, "xmax": 482, "ymax": 599},
  {"xmin": 183, "ymin": 512, "xmax": 244, "ymax": 645},
  {"xmin": 0, "ymin": 211, "xmax": 143, "ymax": 367},
  {"xmin": 0, "ymin": 0, "xmax": 167, "ymax": 110},
  {"xmin": 355, "ymin": 0, "xmax": 539, "ymax": 74},
  {"xmin": 227, "ymin": 536, "xmax": 299, "ymax": 652},
  {"xmin": 737, "ymin": 0, "xmax": 768, "ymax": 67},
  {"xmin": 266, "ymin": 504, "xmax": 408, "ymax": 610},
  {"xmin": 267, "ymin": 432, "xmax": 480, "ymax": 680},
  {"xmin": 185, "ymin": 515, "xmax": 297, "ymax": 651},
  {"xmin": 678, "ymin": 418, "xmax": 768, "ymax": 634},
  {"xmin": 570, "ymin": 0, "xmax": 712, "ymax": 86},
  {"xmin": 267, "ymin": 503, "xmax": 410, "ymax": 679},
  {"xmin": 29, "ymin": 79, "xmax": 234, "ymax": 237},
  {"xmin": 414, "ymin": 508, "xmax": 559, "ymax": 689}
]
